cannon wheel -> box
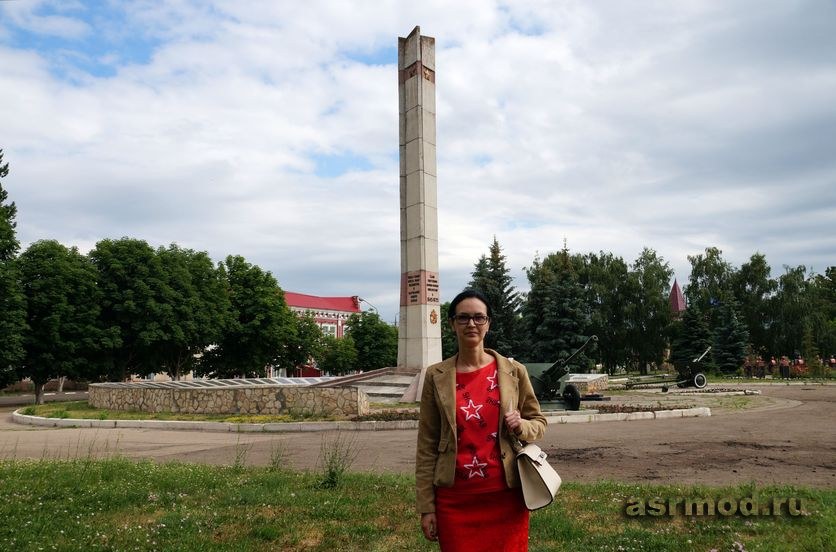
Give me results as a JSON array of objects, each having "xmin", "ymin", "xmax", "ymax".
[
  {"xmin": 692, "ymin": 372, "xmax": 707, "ymax": 389},
  {"xmin": 563, "ymin": 384, "xmax": 581, "ymax": 411}
]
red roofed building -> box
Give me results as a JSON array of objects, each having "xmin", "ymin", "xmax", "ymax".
[
  {"xmin": 284, "ymin": 292, "xmax": 361, "ymax": 339},
  {"xmin": 669, "ymin": 279, "xmax": 686, "ymax": 317}
]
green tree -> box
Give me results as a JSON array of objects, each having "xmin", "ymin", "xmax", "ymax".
[
  {"xmin": 0, "ymin": 150, "xmax": 16, "ymax": 256},
  {"xmin": 769, "ymin": 265, "xmax": 810, "ymax": 357},
  {"xmin": 628, "ymin": 248, "xmax": 674, "ymax": 374},
  {"xmin": 155, "ymin": 245, "xmax": 231, "ymax": 380},
  {"xmin": 439, "ymin": 302, "xmax": 457, "ymax": 359},
  {"xmin": 521, "ymin": 254, "xmax": 555, "ymax": 361},
  {"xmin": 468, "ymin": 237, "xmax": 523, "ymax": 357},
  {"xmin": 712, "ymin": 301, "xmax": 749, "ymax": 373},
  {"xmin": 0, "ymin": 150, "xmax": 26, "ymax": 386},
  {"xmin": 89, "ymin": 238, "xmax": 170, "ymax": 381},
  {"xmin": 576, "ymin": 252, "xmax": 631, "ymax": 374},
  {"xmin": 275, "ymin": 312, "xmax": 324, "ymax": 375},
  {"xmin": 18, "ymin": 241, "xmax": 115, "ymax": 403},
  {"xmin": 729, "ymin": 253, "xmax": 776, "ymax": 357},
  {"xmin": 808, "ymin": 267, "xmax": 836, "ymax": 359},
  {"xmin": 669, "ymin": 304, "xmax": 713, "ymax": 373},
  {"xmin": 200, "ymin": 255, "xmax": 295, "ymax": 378},
  {"xmin": 801, "ymin": 321, "xmax": 825, "ymax": 377},
  {"xmin": 317, "ymin": 335, "xmax": 357, "ymax": 376},
  {"xmin": 685, "ymin": 247, "xmax": 734, "ymax": 327},
  {"xmin": 522, "ymin": 245, "xmax": 591, "ymax": 367},
  {"xmin": 345, "ymin": 311, "xmax": 397, "ymax": 371}
]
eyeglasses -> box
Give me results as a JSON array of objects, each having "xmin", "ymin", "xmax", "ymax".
[{"xmin": 453, "ymin": 314, "xmax": 490, "ymax": 326}]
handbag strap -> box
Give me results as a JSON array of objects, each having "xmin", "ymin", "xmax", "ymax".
[
  {"xmin": 503, "ymin": 401, "xmax": 526, "ymax": 453},
  {"xmin": 508, "ymin": 431, "xmax": 526, "ymax": 454}
]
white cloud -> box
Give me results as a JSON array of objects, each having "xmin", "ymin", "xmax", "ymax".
[
  {"xmin": 0, "ymin": 0, "xmax": 834, "ymax": 322},
  {"xmin": 2, "ymin": 0, "xmax": 90, "ymax": 39}
]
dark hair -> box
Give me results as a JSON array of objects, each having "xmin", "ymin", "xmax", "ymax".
[{"xmin": 448, "ymin": 289, "xmax": 492, "ymax": 319}]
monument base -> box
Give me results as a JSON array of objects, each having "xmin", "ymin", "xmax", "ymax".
[{"xmin": 399, "ymin": 368, "xmax": 424, "ymax": 403}]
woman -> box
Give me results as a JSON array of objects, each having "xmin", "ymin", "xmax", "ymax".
[{"xmin": 416, "ymin": 289, "xmax": 547, "ymax": 551}]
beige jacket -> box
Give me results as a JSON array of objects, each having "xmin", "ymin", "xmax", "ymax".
[{"xmin": 415, "ymin": 349, "xmax": 547, "ymax": 514}]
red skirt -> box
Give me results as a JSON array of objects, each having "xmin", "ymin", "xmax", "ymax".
[{"xmin": 435, "ymin": 486, "xmax": 529, "ymax": 551}]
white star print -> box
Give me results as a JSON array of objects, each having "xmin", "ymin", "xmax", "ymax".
[
  {"xmin": 464, "ymin": 455, "xmax": 488, "ymax": 478},
  {"xmin": 460, "ymin": 399, "xmax": 483, "ymax": 421},
  {"xmin": 486, "ymin": 370, "xmax": 498, "ymax": 390}
]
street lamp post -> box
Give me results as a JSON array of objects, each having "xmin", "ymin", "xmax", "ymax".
[{"xmin": 357, "ymin": 297, "xmax": 378, "ymax": 314}]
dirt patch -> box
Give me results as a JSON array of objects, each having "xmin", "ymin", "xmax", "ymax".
[
  {"xmin": 720, "ymin": 440, "xmax": 786, "ymax": 450},
  {"xmin": 547, "ymin": 385, "xmax": 836, "ymax": 488},
  {"xmin": 549, "ymin": 446, "xmax": 614, "ymax": 460}
]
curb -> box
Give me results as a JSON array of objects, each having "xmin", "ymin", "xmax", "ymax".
[
  {"xmin": 11, "ymin": 410, "xmax": 422, "ymax": 432},
  {"xmin": 718, "ymin": 381, "xmax": 836, "ymax": 386},
  {"xmin": 545, "ymin": 407, "xmax": 710, "ymax": 424},
  {"xmin": 13, "ymin": 406, "xmax": 711, "ymax": 432}
]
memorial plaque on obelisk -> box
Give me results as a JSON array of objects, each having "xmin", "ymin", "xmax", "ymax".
[{"xmin": 397, "ymin": 26, "xmax": 442, "ymax": 400}]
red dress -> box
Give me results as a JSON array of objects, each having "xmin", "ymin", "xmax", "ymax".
[{"xmin": 435, "ymin": 360, "xmax": 529, "ymax": 551}]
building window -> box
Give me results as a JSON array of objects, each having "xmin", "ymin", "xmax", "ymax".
[{"xmin": 320, "ymin": 323, "xmax": 337, "ymax": 338}]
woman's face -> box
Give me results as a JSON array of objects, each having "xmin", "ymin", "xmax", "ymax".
[{"xmin": 451, "ymin": 297, "xmax": 491, "ymax": 349}]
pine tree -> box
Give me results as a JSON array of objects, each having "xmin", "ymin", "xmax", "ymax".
[
  {"xmin": 468, "ymin": 237, "xmax": 522, "ymax": 357},
  {"xmin": 522, "ymin": 245, "xmax": 591, "ymax": 367},
  {"xmin": 712, "ymin": 301, "xmax": 749, "ymax": 373},
  {"xmin": 669, "ymin": 304, "xmax": 713, "ymax": 373},
  {"xmin": 0, "ymin": 150, "xmax": 26, "ymax": 387}
]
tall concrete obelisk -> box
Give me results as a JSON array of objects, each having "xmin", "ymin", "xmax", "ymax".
[{"xmin": 398, "ymin": 26, "xmax": 441, "ymax": 400}]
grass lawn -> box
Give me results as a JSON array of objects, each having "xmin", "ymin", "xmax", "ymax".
[
  {"xmin": 17, "ymin": 400, "xmax": 320, "ymax": 423},
  {"xmin": 0, "ymin": 457, "xmax": 832, "ymax": 551}
]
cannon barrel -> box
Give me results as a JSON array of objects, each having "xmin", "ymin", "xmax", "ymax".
[
  {"xmin": 532, "ymin": 335, "xmax": 599, "ymax": 403},
  {"xmin": 693, "ymin": 346, "xmax": 712, "ymax": 363},
  {"xmin": 545, "ymin": 335, "xmax": 598, "ymax": 374}
]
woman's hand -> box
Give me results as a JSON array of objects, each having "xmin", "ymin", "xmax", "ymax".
[
  {"xmin": 421, "ymin": 512, "xmax": 438, "ymax": 541},
  {"xmin": 505, "ymin": 408, "xmax": 523, "ymax": 435}
]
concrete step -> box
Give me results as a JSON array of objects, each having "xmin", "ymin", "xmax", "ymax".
[
  {"xmin": 361, "ymin": 391, "xmax": 409, "ymax": 404},
  {"xmin": 356, "ymin": 376, "xmax": 415, "ymax": 387},
  {"xmin": 355, "ymin": 374, "xmax": 414, "ymax": 403},
  {"xmin": 364, "ymin": 394, "xmax": 408, "ymax": 405},
  {"xmin": 353, "ymin": 382, "xmax": 406, "ymax": 395},
  {"xmin": 324, "ymin": 371, "xmax": 417, "ymax": 404}
]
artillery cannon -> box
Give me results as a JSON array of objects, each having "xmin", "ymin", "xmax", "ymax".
[
  {"xmin": 623, "ymin": 347, "xmax": 710, "ymax": 391},
  {"xmin": 529, "ymin": 335, "xmax": 603, "ymax": 410}
]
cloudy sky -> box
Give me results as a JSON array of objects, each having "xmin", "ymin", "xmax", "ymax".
[{"xmin": 1, "ymin": 0, "xmax": 834, "ymax": 322}]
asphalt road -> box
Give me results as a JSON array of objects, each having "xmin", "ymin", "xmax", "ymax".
[
  {"xmin": 1, "ymin": 384, "xmax": 833, "ymax": 489},
  {"xmin": 0, "ymin": 391, "xmax": 88, "ymax": 407}
]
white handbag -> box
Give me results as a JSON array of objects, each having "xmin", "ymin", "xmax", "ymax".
[{"xmin": 515, "ymin": 441, "xmax": 561, "ymax": 511}]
